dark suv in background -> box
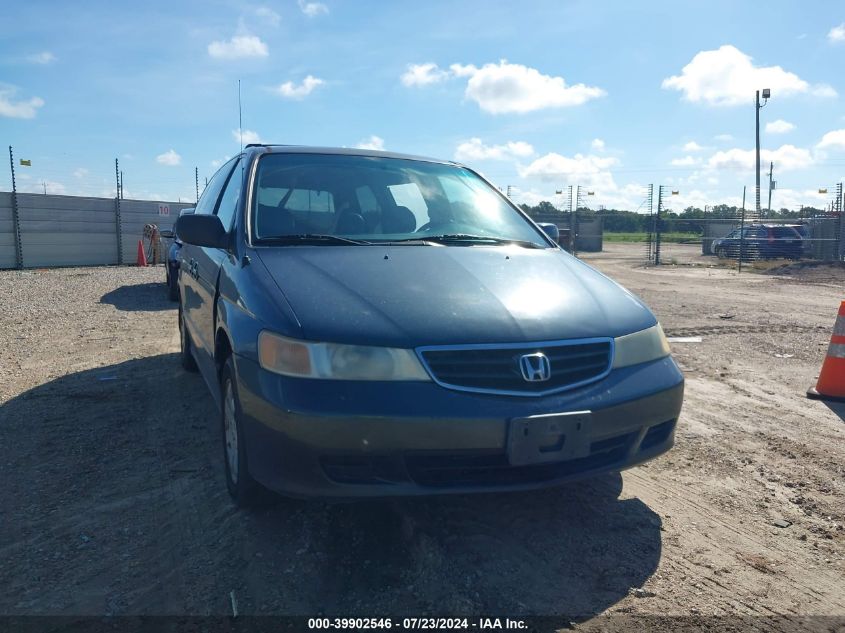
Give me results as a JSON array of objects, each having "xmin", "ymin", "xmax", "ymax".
[{"xmin": 712, "ymin": 224, "xmax": 803, "ymax": 260}]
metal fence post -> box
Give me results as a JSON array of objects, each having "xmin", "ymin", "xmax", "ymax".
[
  {"xmin": 838, "ymin": 182, "xmax": 844, "ymax": 261},
  {"xmin": 8, "ymin": 146, "xmax": 23, "ymax": 269},
  {"xmin": 571, "ymin": 185, "xmax": 579, "ymax": 258},
  {"xmin": 645, "ymin": 184, "xmax": 654, "ymax": 263},
  {"xmin": 738, "ymin": 186, "xmax": 747, "ymax": 273},
  {"xmin": 114, "ymin": 158, "xmax": 123, "ymax": 265},
  {"xmin": 654, "ymin": 186, "xmax": 663, "ymax": 266}
]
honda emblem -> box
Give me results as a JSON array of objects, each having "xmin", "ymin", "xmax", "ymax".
[{"xmin": 519, "ymin": 353, "xmax": 551, "ymax": 382}]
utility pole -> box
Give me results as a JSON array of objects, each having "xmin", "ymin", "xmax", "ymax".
[
  {"xmin": 654, "ymin": 186, "xmax": 664, "ymax": 266},
  {"xmin": 506, "ymin": 185, "xmax": 512, "ymax": 198},
  {"xmin": 119, "ymin": 170, "xmax": 124, "ymax": 199},
  {"xmin": 738, "ymin": 186, "xmax": 747, "ymax": 274},
  {"xmin": 195, "ymin": 167, "xmax": 200, "ymax": 203},
  {"xmin": 766, "ymin": 162, "xmax": 774, "ymax": 217},
  {"xmin": 755, "ymin": 88, "xmax": 770, "ymax": 215},
  {"xmin": 42, "ymin": 181, "xmax": 47, "ymax": 195}
]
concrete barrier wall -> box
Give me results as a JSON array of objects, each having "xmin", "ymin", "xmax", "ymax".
[
  {"xmin": 529, "ymin": 212, "xmax": 603, "ymax": 252},
  {"xmin": 0, "ymin": 192, "xmax": 16, "ymax": 269},
  {"xmin": 0, "ymin": 192, "xmax": 194, "ymax": 269}
]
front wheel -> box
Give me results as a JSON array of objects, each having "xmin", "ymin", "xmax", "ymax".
[
  {"xmin": 716, "ymin": 247, "xmax": 727, "ymax": 259},
  {"xmin": 221, "ymin": 357, "xmax": 260, "ymax": 506}
]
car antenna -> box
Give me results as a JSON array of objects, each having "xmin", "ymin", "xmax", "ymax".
[{"xmin": 238, "ymin": 79, "xmax": 243, "ymax": 154}]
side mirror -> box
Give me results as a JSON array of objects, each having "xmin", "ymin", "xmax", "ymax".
[
  {"xmin": 159, "ymin": 229, "xmax": 174, "ymax": 239},
  {"xmin": 175, "ymin": 214, "xmax": 228, "ymax": 248},
  {"xmin": 537, "ymin": 223, "xmax": 560, "ymax": 243}
]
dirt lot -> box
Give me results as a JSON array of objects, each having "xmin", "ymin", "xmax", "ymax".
[{"xmin": 1, "ymin": 244, "xmax": 844, "ymax": 628}]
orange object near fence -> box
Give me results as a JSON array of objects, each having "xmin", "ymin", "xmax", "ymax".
[
  {"xmin": 135, "ymin": 240, "xmax": 147, "ymax": 267},
  {"xmin": 807, "ymin": 301, "xmax": 845, "ymax": 403}
]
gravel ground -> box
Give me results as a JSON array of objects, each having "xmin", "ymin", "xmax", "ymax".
[{"xmin": 0, "ymin": 250, "xmax": 844, "ymax": 629}]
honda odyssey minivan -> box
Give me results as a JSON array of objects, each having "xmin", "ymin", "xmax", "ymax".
[{"xmin": 176, "ymin": 146, "xmax": 684, "ymax": 505}]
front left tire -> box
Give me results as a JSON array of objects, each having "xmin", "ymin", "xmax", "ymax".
[{"xmin": 220, "ymin": 356, "xmax": 260, "ymax": 506}]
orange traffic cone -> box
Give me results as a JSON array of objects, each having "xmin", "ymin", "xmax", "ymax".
[
  {"xmin": 807, "ymin": 300, "xmax": 845, "ymax": 403},
  {"xmin": 136, "ymin": 239, "xmax": 148, "ymax": 267}
]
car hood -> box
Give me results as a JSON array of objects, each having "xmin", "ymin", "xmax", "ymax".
[{"xmin": 255, "ymin": 246, "xmax": 656, "ymax": 347}]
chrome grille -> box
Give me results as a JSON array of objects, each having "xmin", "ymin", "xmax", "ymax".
[{"xmin": 418, "ymin": 339, "xmax": 612, "ymax": 396}]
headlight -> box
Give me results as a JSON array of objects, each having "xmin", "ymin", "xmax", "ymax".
[
  {"xmin": 612, "ymin": 323, "xmax": 671, "ymax": 369},
  {"xmin": 257, "ymin": 331, "xmax": 431, "ymax": 381}
]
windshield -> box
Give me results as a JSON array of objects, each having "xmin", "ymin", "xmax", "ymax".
[{"xmin": 251, "ymin": 153, "xmax": 550, "ymax": 247}]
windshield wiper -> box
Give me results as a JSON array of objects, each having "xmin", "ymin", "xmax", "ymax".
[
  {"xmin": 413, "ymin": 234, "xmax": 545, "ymax": 249},
  {"xmin": 258, "ymin": 234, "xmax": 372, "ymax": 246}
]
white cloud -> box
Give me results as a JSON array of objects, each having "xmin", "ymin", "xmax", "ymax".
[
  {"xmin": 26, "ymin": 51, "xmax": 55, "ymax": 64},
  {"xmin": 511, "ymin": 189, "xmax": 560, "ymax": 208},
  {"xmin": 714, "ymin": 134, "xmax": 734, "ymax": 143},
  {"xmin": 682, "ymin": 141, "xmax": 704, "ymax": 152},
  {"xmin": 768, "ymin": 187, "xmax": 830, "ymax": 209},
  {"xmin": 0, "ymin": 88, "xmax": 44, "ymax": 119},
  {"xmin": 273, "ymin": 75, "xmax": 324, "ymax": 99},
  {"xmin": 518, "ymin": 153, "xmax": 619, "ymax": 190},
  {"xmin": 232, "ymin": 128, "xmax": 262, "ymax": 144},
  {"xmin": 662, "ymin": 45, "xmax": 836, "ymax": 106},
  {"xmin": 355, "ymin": 135, "xmax": 385, "ymax": 151},
  {"xmin": 23, "ymin": 180, "xmax": 65, "ymax": 195},
  {"xmin": 208, "ymin": 35, "xmax": 268, "ymax": 59},
  {"xmin": 401, "ymin": 60, "xmax": 605, "ymax": 113},
  {"xmin": 454, "ymin": 138, "xmax": 535, "ymax": 162},
  {"xmin": 156, "ymin": 149, "xmax": 182, "ymax": 166},
  {"xmin": 828, "ymin": 23, "xmax": 845, "ymax": 42},
  {"xmin": 591, "ymin": 138, "xmax": 605, "ymax": 151},
  {"xmin": 400, "ymin": 63, "xmax": 450, "ymax": 87},
  {"xmin": 817, "ymin": 129, "xmax": 845, "ymax": 149},
  {"xmin": 73, "ymin": 168, "xmax": 89, "ymax": 179},
  {"xmin": 707, "ymin": 144, "xmax": 813, "ymax": 171},
  {"xmin": 456, "ymin": 60, "xmax": 605, "ymax": 114},
  {"xmin": 670, "ymin": 156, "xmax": 699, "ymax": 166},
  {"xmin": 298, "ymin": 0, "xmax": 328, "ymax": 17},
  {"xmin": 255, "ymin": 7, "xmax": 281, "ymax": 26},
  {"xmin": 766, "ymin": 119, "xmax": 795, "ymax": 134}
]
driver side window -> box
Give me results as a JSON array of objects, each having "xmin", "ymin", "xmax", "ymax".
[{"xmin": 196, "ymin": 157, "xmax": 237, "ymax": 215}]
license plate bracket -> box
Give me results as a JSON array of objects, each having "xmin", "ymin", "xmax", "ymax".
[{"xmin": 507, "ymin": 411, "xmax": 591, "ymax": 466}]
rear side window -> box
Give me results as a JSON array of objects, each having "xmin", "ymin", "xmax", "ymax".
[
  {"xmin": 285, "ymin": 189, "xmax": 334, "ymax": 213},
  {"xmin": 356, "ymin": 186, "xmax": 380, "ymax": 213},
  {"xmin": 388, "ymin": 183, "xmax": 428, "ymax": 227}
]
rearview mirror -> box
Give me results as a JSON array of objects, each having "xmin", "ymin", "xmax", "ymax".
[
  {"xmin": 175, "ymin": 214, "xmax": 228, "ymax": 249},
  {"xmin": 537, "ymin": 223, "xmax": 560, "ymax": 243}
]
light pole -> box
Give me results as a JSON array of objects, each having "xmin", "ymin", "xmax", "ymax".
[{"xmin": 755, "ymin": 88, "xmax": 770, "ymax": 214}]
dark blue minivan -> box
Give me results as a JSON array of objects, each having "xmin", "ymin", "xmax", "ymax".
[{"xmin": 176, "ymin": 146, "xmax": 684, "ymax": 505}]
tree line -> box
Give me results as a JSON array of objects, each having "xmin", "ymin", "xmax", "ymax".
[{"xmin": 519, "ymin": 201, "xmax": 828, "ymax": 233}]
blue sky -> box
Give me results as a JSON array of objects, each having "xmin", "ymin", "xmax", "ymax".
[{"xmin": 2, "ymin": 0, "xmax": 845, "ymax": 211}]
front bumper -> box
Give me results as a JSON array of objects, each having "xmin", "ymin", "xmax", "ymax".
[{"xmin": 235, "ymin": 355, "xmax": 684, "ymax": 498}]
